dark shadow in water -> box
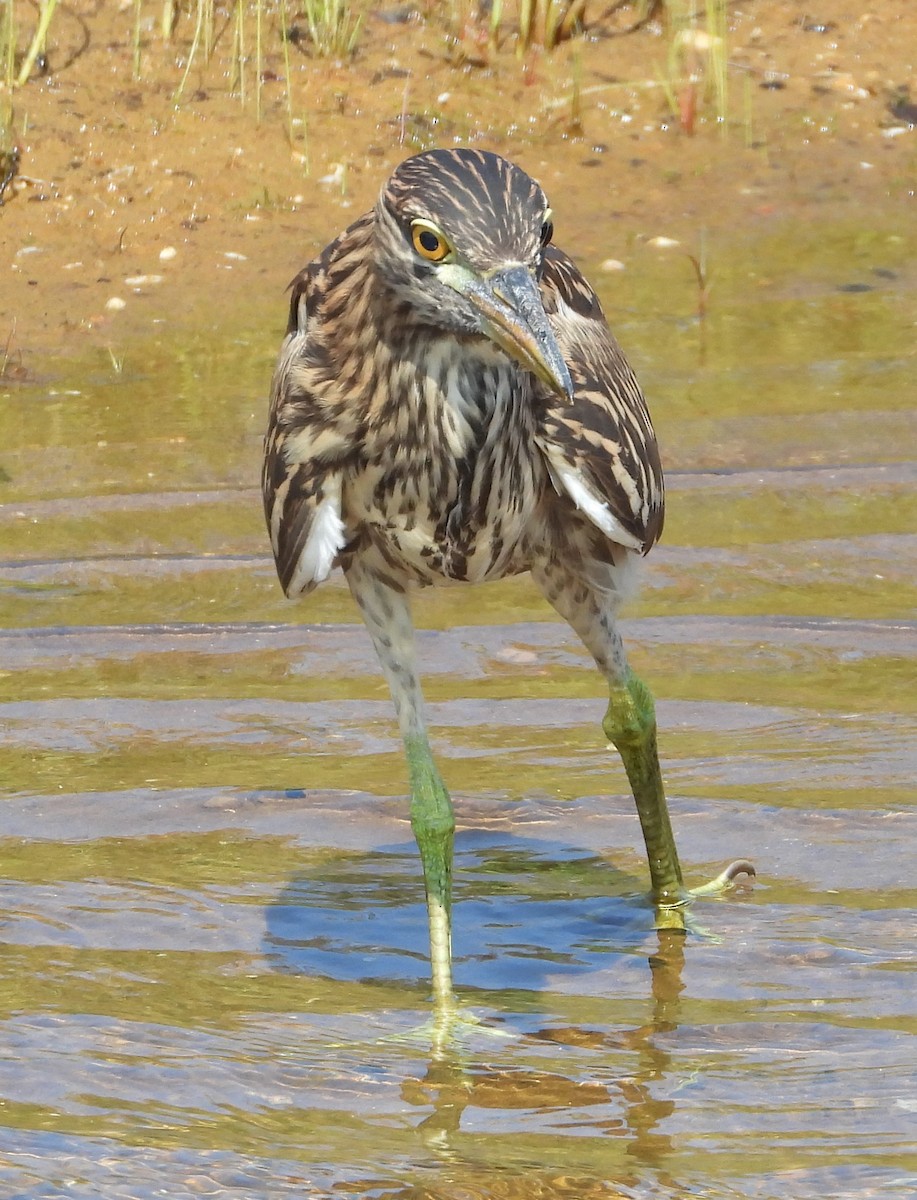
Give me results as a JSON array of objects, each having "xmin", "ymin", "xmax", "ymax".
[
  {"xmin": 264, "ymin": 829, "xmax": 653, "ymax": 994},
  {"xmin": 264, "ymin": 828, "xmax": 691, "ymax": 1183}
]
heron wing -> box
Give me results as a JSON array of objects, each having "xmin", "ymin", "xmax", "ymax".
[
  {"xmin": 262, "ymin": 216, "xmax": 373, "ymax": 596},
  {"xmin": 536, "ymin": 245, "xmax": 664, "ymax": 554}
]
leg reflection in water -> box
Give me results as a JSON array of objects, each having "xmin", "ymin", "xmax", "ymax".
[{"xmin": 398, "ymin": 929, "xmax": 691, "ymax": 1188}]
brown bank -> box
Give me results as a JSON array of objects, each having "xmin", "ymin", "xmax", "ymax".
[{"xmin": 2, "ymin": 0, "xmax": 915, "ymax": 372}]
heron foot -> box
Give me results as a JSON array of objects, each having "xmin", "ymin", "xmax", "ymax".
[
  {"xmin": 384, "ymin": 1003, "xmax": 516, "ymax": 1054},
  {"xmin": 652, "ymin": 858, "xmax": 756, "ymax": 934},
  {"xmin": 688, "ymin": 858, "xmax": 757, "ymax": 899}
]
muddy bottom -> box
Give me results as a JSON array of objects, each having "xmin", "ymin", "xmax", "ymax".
[
  {"xmin": 0, "ymin": 780, "xmax": 915, "ymax": 1200},
  {"xmin": 2, "ymin": 3, "xmax": 917, "ymax": 1199}
]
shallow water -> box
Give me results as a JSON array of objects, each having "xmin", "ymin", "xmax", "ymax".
[{"xmin": 1, "ymin": 219, "xmax": 916, "ymax": 1200}]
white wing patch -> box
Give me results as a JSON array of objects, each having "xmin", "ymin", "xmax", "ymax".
[
  {"xmin": 545, "ymin": 451, "xmax": 643, "ymax": 552},
  {"xmin": 286, "ymin": 475, "xmax": 346, "ymax": 596}
]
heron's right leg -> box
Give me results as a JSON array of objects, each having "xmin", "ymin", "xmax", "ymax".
[
  {"xmin": 532, "ymin": 561, "xmax": 753, "ymax": 927},
  {"xmin": 345, "ymin": 562, "xmax": 455, "ymax": 1010}
]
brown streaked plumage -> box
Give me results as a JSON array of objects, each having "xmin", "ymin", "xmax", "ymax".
[{"xmin": 262, "ymin": 147, "xmax": 753, "ymax": 1019}]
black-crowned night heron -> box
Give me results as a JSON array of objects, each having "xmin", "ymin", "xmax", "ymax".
[{"xmin": 263, "ymin": 148, "xmax": 753, "ymax": 1013}]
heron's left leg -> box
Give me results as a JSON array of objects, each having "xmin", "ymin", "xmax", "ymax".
[
  {"xmin": 345, "ymin": 561, "xmax": 455, "ymax": 1010},
  {"xmin": 532, "ymin": 562, "xmax": 753, "ymax": 926}
]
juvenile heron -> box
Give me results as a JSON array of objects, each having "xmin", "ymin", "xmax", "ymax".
[{"xmin": 263, "ymin": 148, "xmax": 752, "ymax": 1010}]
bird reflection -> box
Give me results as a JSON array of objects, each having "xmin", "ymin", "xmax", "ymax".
[
  {"xmin": 397, "ymin": 929, "xmax": 689, "ymax": 1189},
  {"xmin": 621, "ymin": 929, "xmax": 686, "ymax": 1169}
]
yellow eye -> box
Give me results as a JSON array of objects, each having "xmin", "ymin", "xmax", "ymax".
[{"xmin": 411, "ymin": 223, "xmax": 450, "ymax": 262}]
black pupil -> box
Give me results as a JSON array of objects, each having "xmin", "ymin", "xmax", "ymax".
[
  {"xmin": 540, "ymin": 221, "xmax": 554, "ymax": 246},
  {"xmin": 419, "ymin": 230, "xmax": 440, "ymax": 253}
]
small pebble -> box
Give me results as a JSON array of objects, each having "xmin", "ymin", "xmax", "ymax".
[
  {"xmin": 319, "ymin": 163, "xmax": 346, "ymax": 187},
  {"xmin": 223, "ymin": 251, "xmax": 247, "ymax": 261},
  {"xmin": 497, "ymin": 646, "xmax": 538, "ymax": 665},
  {"xmin": 105, "ymin": 296, "xmax": 127, "ymax": 311},
  {"xmin": 675, "ymin": 28, "xmax": 721, "ymax": 51},
  {"xmin": 601, "ymin": 258, "xmax": 626, "ymax": 272},
  {"xmin": 647, "ymin": 236, "xmax": 680, "ymax": 248},
  {"xmin": 125, "ymin": 274, "xmax": 163, "ymax": 286},
  {"xmin": 159, "ymin": 246, "xmax": 178, "ymax": 261}
]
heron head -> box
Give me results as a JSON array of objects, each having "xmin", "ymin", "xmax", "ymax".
[{"xmin": 374, "ymin": 148, "xmax": 573, "ymax": 401}]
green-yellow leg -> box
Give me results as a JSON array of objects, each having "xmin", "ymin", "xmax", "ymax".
[
  {"xmin": 346, "ymin": 563, "xmax": 460, "ymax": 1015},
  {"xmin": 404, "ymin": 732, "xmax": 456, "ymax": 1010},
  {"xmin": 604, "ymin": 670, "xmax": 755, "ymax": 927},
  {"xmin": 531, "ymin": 562, "xmax": 754, "ymax": 925},
  {"xmin": 604, "ymin": 672, "xmax": 687, "ymax": 930}
]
